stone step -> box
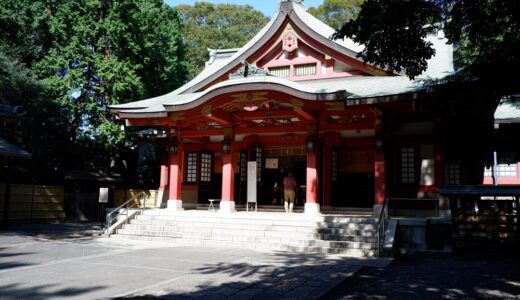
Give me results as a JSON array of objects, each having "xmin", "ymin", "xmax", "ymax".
[
  {"xmin": 115, "ymin": 228, "xmax": 375, "ymax": 250},
  {"xmin": 111, "ymin": 234, "xmax": 377, "ymax": 256},
  {"xmin": 132, "ymin": 217, "xmax": 377, "ymax": 230},
  {"xmin": 119, "ymin": 224, "xmax": 377, "ymax": 242},
  {"xmin": 111, "ymin": 209, "xmax": 381, "ymax": 257},
  {"xmin": 139, "ymin": 211, "xmax": 377, "ymax": 224},
  {"xmin": 126, "ymin": 221, "xmax": 377, "ymax": 236}
]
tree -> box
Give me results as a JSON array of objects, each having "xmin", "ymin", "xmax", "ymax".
[
  {"xmin": 32, "ymin": 0, "xmax": 186, "ymax": 149},
  {"xmin": 176, "ymin": 2, "xmax": 268, "ymax": 79},
  {"xmin": 0, "ymin": 48, "xmax": 70, "ymax": 184},
  {"xmin": 333, "ymin": 0, "xmax": 520, "ymax": 99},
  {"xmin": 0, "ymin": 0, "xmax": 187, "ymax": 182},
  {"xmin": 308, "ymin": 0, "xmax": 364, "ymax": 30}
]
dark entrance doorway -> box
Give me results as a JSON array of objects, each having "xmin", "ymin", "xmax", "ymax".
[{"xmin": 260, "ymin": 146, "xmax": 306, "ymax": 206}]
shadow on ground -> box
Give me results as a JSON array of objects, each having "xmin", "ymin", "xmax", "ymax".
[
  {"xmin": 0, "ymin": 283, "xmax": 107, "ymax": 299},
  {"xmin": 2, "ymin": 222, "xmax": 103, "ymax": 240},
  {"xmin": 322, "ymin": 253, "xmax": 520, "ymax": 300},
  {"xmin": 119, "ymin": 251, "xmax": 383, "ymax": 300}
]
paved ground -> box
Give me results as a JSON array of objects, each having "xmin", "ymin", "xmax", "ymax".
[
  {"xmin": 0, "ymin": 223, "xmax": 390, "ymax": 300},
  {"xmin": 322, "ymin": 252, "xmax": 520, "ymax": 300}
]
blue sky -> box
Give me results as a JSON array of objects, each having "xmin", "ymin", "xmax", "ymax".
[{"xmin": 164, "ymin": 0, "xmax": 324, "ymax": 16}]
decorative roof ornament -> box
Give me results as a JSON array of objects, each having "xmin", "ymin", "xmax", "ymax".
[
  {"xmin": 281, "ymin": 0, "xmax": 303, "ymax": 3},
  {"xmin": 283, "ymin": 32, "xmax": 298, "ymax": 52},
  {"xmin": 229, "ymin": 60, "xmax": 270, "ymax": 79}
]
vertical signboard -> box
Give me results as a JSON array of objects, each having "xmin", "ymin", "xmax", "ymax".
[
  {"xmin": 247, "ymin": 161, "xmax": 257, "ymax": 203},
  {"xmin": 99, "ymin": 187, "xmax": 109, "ymax": 203}
]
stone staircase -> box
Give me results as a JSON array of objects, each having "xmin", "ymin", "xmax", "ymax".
[{"xmin": 112, "ymin": 210, "xmax": 378, "ymax": 257}]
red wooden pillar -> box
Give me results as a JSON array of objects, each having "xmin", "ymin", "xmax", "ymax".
[
  {"xmin": 305, "ymin": 151, "xmax": 320, "ymax": 214},
  {"xmin": 167, "ymin": 140, "xmax": 183, "ymax": 211},
  {"xmin": 160, "ymin": 164, "xmax": 169, "ymax": 191},
  {"xmin": 374, "ymin": 151, "xmax": 386, "ymax": 215},
  {"xmin": 220, "ymin": 130, "xmax": 235, "ymax": 212},
  {"xmin": 305, "ymin": 124, "xmax": 320, "ymax": 214},
  {"xmin": 156, "ymin": 150, "xmax": 169, "ymax": 208}
]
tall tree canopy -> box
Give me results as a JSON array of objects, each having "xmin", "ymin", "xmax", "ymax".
[
  {"xmin": 334, "ymin": 0, "xmax": 520, "ymax": 99},
  {"xmin": 176, "ymin": 2, "xmax": 268, "ymax": 79},
  {"xmin": 0, "ymin": 0, "xmax": 187, "ymax": 182},
  {"xmin": 308, "ymin": 0, "xmax": 364, "ymax": 30},
  {"xmin": 32, "ymin": 0, "xmax": 186, "ymax": 147}
]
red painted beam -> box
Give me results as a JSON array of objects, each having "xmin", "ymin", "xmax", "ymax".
[
  {"xmin": 205, "ymin": 109, "xmax": 233, "ymax": 126},
  {"xmin": 183, "ymin": 128, "xmax": 225, "ymax": 137},
  {"xmin": 183, "ymin": 137, "xmax": 207, "ymax": 144},
  {"xmin": 235, "ymin": 125, "xmax": 306, "ymax": 135},
  {"xmin": 294, "ymin": 108, "xmax": 315, "ymax": 121},
  {"xmin": 234, "ymin": 109, "xmax": 299, "ymax": 120}
]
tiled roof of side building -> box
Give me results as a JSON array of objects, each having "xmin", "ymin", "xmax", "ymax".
[
  {"xmin": 0, "ymin": 138, "xmax": 31, "ymax": 158},
  {"xmin": 494, "ymin": 96, "xmax": 520, "ymax": 122}
]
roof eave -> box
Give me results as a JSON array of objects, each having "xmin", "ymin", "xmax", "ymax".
[
  {"xmin": 163, "ymin": 80, "xmax": 348, "ymax": 112},
  {"xmin": 118, "ymin": 111, "xmax": 168, "ymax": 119}
]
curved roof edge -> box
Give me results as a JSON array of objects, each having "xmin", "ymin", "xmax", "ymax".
[{"xmin": 115, "ymin": 75, "xmax": 348, "ymax": 118}]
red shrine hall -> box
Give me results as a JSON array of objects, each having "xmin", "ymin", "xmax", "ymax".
[{"xmin": 110, "ymin": 0, "xmax": 456, "ymax": 215}]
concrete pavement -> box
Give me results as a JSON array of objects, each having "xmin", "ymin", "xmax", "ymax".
[{"xmin": 0, "ymin": 223, "xmax": 391, "ymax": 299}]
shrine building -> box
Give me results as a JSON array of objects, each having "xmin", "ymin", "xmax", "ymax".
[{"xmin": 110, "ymin": 0, "xmax": 456, "ymax": 215}]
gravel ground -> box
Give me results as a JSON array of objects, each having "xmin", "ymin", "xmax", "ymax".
[{"xmin": 322, "ymin": 253, "xmax": 520, "ymax": 300}]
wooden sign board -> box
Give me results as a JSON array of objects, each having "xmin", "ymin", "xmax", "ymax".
[
  {"xmin": 247, "ymin": 161, "xmax": 257, "ymax": 203},
  {"xmin": 265, "ymin": 158, "xmax": 279, "ymax": 169}
]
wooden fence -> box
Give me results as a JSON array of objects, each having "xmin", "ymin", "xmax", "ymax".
[{"xmin": 0, "ymin": 184, "xmax": 65, "ymax": 223}]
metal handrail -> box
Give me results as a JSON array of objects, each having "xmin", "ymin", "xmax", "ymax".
[
  {"xmin": 376, "ymin": 198, "xmax": 388, "ymax": 256},
  {"xmin": 105, "ymin": 191, "xmax": 147, "ymax": 237}
]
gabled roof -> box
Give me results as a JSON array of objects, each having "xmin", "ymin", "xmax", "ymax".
[
  {"xmin": 111, "ymin": 0, "xmax": 454, "ymax": 115},
  {"xmin": 172, "ymin": 0, "xmax": 369, "ymax": 95},
  {"xmin": 111, "ymin": 0, "xmax": 370, "ymax": 114}
]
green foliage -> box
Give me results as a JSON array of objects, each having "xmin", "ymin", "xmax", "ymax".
[
  {"xmin": 31, "ymin": 0, "xmax": 186, "ymax": 147},
  {"xmin": 0, "ymin": 50, "xmax": 41, "ymax": 105},
  {"xmin": 333, "ymin": 0, "xmax": 441, "ymax": 79},
  {"xmin": 0, "ymin": 0, "xmax": 187, "ymax": 182},
  {"xmin": 308, "ymin": 0, "xmax": 364, "ymax": 30},
  {"xmin": 0, "ymin": 48, "xmax": 70, "ymax": 184},
  {"xmin": 176, "ymin": 2, "xmax": 268, "ymax": 79},
  {"xmin": 334, "ymin": 0, "xmax": 520, "ymax": 96},
  {"xmin": 0, "ymin": 1, "xmax": 37, "ymax": 66},
  {"xmin": 444, "ymin": 0, "xmax": 520, "ymax": 94}
]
